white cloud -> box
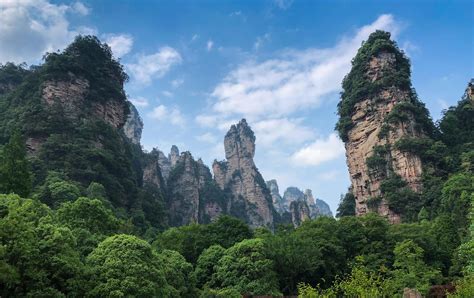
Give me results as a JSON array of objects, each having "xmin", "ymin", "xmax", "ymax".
[
  {"xmin": 148, "ymin": 104, "xmax": 186, "ymax": 127},
  {"xmin": 162, "ymin": 91, "xmax": 173, "ymax": 97},
  {"xmin": 252, "ymin": 118, "xmax": 314, "ymax": 147},
  {"xmin": 209, "ymin": 14, "xmax": 399, "ymax": 118},
  {"xmin": 274, "ymin": 0, "xmax": 294, "ymax": 9},
  {"xmin": 127, "ymin": 47, "xmax": 182, "ymax": 85},
  {"xmin": 72, "ymin": 2, "xmax": 90, "ymax": 16},
  {"xmin": 171, "ymin": 79, "xmax": 184, "ymax": 88},
  {"xmin": 0, "ymin": 0, "xmax": 93, "ymax": 64},
  {"xmin": 103, "ymin": 33, "xmax": 133, "ymax": 57},
  {"xmin": 229, "ymin": 11, "xmax": 242, "ymax": 17},
  {"xmin": 129, "ymin": 96, "xmax": 149, "ymax": 107},
  {"xmin": 291, "ymin": 133, "xmax": 345, "ymax": 166},
  {"xmin": 254, "ymin": 33, "xmax": 270, "ymax": 50},
  {"xmin": 191, "ymin": 34, "xmax": 199, "ymax": 42},
  {"xmin": 318, "ymin": 170, "xmax": 340, "ymax": 181},
  {"xmin": 196, "ymin": 132, "xmax": 217, "ymax": 143},
  {"xmin": 207, "ymin": 40, "xmax": 214, "ymax": 51}
]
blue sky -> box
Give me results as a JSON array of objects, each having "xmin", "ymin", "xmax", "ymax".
[{"xmin": 1, "ymin": 0, "xmax": 472, "ymax": 213}]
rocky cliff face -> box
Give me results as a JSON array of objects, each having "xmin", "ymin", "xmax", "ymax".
[
  {"xmin": 289, "ymin": 199, "xmax": 310, "ymax": 227},
  {"xmin": 267, "ymin": 179, "xmax": 285, "ymax": 214},
  {"xmin": 167, "ymin": 151, "xmax": 225, "ymax": 226},
  {"xmin": 142, "ymin": 148, "xmax": 165, "ymax": 190},
  {"xmin": 315, "ymin": 198, "xmax": 333, "ymax": 217},
  {"xmin": 42, "ymin": 74, "xmax": 128, "ymax": 129},
  {"xmin": 212, "ymin": 119, "xmax": 274, "ymax": 228},
  {"xmin": 123, "ymin": 103, "xmax": 143, "ymax": 145},
  {"xmin": 338, "ymin": 31, "xmax": 430, "ymax": 223}
]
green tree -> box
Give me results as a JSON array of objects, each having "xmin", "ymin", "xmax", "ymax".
[
  {"xmin": 160, "ymin": 249, "xmax": 197, "ymax": 297},
  {"xmin": 0, "ymin": 194, "xmax": 84, "ymax": 296},
  {"xmin": 194, "ymin": 244, "xmax": 226, "ymax": 288},
  {"xmin": 391, "ymin": 240, "xmax": 440, "ymax": 295},
  {"xmin": 0, "ymin": 131, "xmax": 32, "ymax": 197},
  {"xmin": 86, "ymin": 234, "xmax": 171, "ymax": 297},
  {"xmin": 336, "ymin": 192, "xmax": 356, "ymax": 217},
  {"xmin": 213, "ymin": 238, "xmax": 281, "ymax": 296}
]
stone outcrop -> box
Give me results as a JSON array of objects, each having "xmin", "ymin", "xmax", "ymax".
[
  {"xmin": 267, "ymin": 180, "xmax": 285, "ymax": 214},
  {"xmin": 142, "ymin": 149, "xmax": 165, "ymax": 190},
  {"xmin": 315, "ymin": 198, "xmax": 333, "ymax": 217},
  {"xmin": 168, "ymin": 151, "xmax": 225, "ymax": 226},
  {"xmin": 467, "ymin": 79, "xmax": 474, "ymax": 101},
  {"xmin": 340, "ymin": 32, "xmax": 428, "ymax": 223},
  {"xmin": 123, "ymin": 103, "xmax": 143, "ymax": 145},
  {"xmin": 267, "ymin": 183, "xmax": 333, "ymax": 226},
  {"xmin": 289, "ymin": 199, "xmax": 310, "ymax": 227},
  {"xmin": 42, "ymin": 75, "xmax": 128, "ymax": 129},
  {"xmin": 212, "ymin": 119, "xmax": 274, "ymax": 228},
  {"xmin": 169, "ymin": 145, "xmax": 180, "ymax": 167}
]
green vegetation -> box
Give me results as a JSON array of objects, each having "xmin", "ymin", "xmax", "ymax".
[{"xmin": 0, "ymin": 33, "xmax": 473, "ymax": 296}]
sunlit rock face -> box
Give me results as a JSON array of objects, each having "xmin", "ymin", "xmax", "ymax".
[
  {"xmin": 341, "ymin": 33, "xmax": 429, "ymax": 223},
  {"xmin": 212, "ymin": 119, "xmax": 275, "ymax": 229}
]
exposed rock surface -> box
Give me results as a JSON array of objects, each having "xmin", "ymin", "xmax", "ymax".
[
  {"xmin": 289, "ymin": 199, "xmax": 310, "ymax": 227},
  {"xmin": 123, "ymin": 103, "xmax": 143, "ymax": 145},
  {"xmin": 342, "ymin": 34, "xmax": 427, "ymax": 223},
  {"xmin": 212, "ymin": 119, "xmax": 274, "ymax": 228},
  {"xmin": 142, "ymin": 149, "xmax": 165, "ymax": 190},
  {"xmin": 169, "ymin": 145, "xmax": 180, "ymax": 167},
  {"xmin": 168, "ymin": 151, "xmax": 225, "ymax": 226},
  {"xmin": 42, "ymin": 75, "xmax": 128, "ymax": 129},
  {"xmin": 315, "ymin": 198, "xmax": 333, "ymax": 217},
  {"xmin": 267, "ymin": 179, "xmax": 285, "ymax": 214},
  {"xmin": 283, "ymin": 187, "xmax": 305, "ymax": 211}
]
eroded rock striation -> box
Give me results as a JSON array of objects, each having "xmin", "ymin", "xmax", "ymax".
[
  {"xmin": 123, "ymin": 103, "xmax": 143, "ymax": 145},
  {"xmin": 168, "ymin": 151, "xmax": 225, "ymax": 226},
  {"xmin": 42, "ymin": 74, "xmax": 128, "ymax": 129},
  {"xmin": 337, "ymin": 31, "xmax": 433, "ymax": 223},
  {"xmin": 267, "ymin": 179, "xmax": 285, "ymax": 214},
  {"xmin": 212, "ymin": 119, "xmax": 275, "ymax": 228},
  {"xmin": 289, "ymin": 199, "xmax": 310, "ymax": 227}
]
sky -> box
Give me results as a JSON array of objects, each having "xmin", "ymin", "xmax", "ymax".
[{"xmin": 1, "ymin": 0, "xmax": 473, "ymax": 214}]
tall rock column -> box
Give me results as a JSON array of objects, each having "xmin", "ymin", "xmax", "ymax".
[
  {"xmin": 336, "ymin": 31, "xmax": 434, "ymax": 223},
  {"xmin": 212, "ymin": 119, "xmax": 275, "ymax": 228}
]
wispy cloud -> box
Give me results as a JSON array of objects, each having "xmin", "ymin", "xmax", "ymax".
[
  {"xmin": 0, "ymin": 0, "xmax": 94, "ymax": 64},
  {"xmin": 274, "ymin": 0, "xmax": 294, "ymax": 10},
  {"xmin": 148, "ymin": 104, "xmax": 186, "ymax": 127},
  {"xmin": 207, "ymin": 40, "xmax": 214, "ymax": 51},
  {"xmin": 209, "ymin": 14, "xmax": 399, "ymax": 119},
  {"xmin": 196, "ymin": 132, "xmax": 217, "ymax": 143},
  {"xmin": 291, "ymin": 133, "xmax": 345, "ymax": 166},
  {"xmin": 129, "ymin": 96, "xmax": 149, "ymax": 107},
  {"xmin": 254, "ymin": 33, "xmax": 271, "ymax": 50},
  {"xmin": 103, "ymin": 33, "xmax": 133, "ymax": 57},
  {"xmin": 127, "ymin": 47, "xmax": 182, "ymax": 85},
  {"xmin": 197, "ymin": 14, "xmax": 400, "ymax": 166},
  {"xmin": 171, "ymin": 79, "xmax": 184, "ymax": 88}
]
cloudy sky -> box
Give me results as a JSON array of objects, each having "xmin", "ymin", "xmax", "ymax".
[{"xmin": 1, "ymin": 0, "xmax": 472, "ymax": 213}]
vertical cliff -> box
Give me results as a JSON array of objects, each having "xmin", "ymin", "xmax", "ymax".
[
  {"xmin": 123, "ymin": 103, "xmax": 143, "ymax": 145},
  {"xmin": 267, "ymin": 179, "xmax": 285, "ymax": 214},
  {"xmin": 167, "ymin": 151, "xmax": 226, "ymax": 226},
  {"xmin": 336, "ymin": 31, "xmax": 434, "ymax": 223},
  {"xmin": 289, "ymin": 199, "xmax": 311, "ymax": 227},
  {"xmin": 212, "ymin": 119, "xmax": 275, "ymax": 228}
]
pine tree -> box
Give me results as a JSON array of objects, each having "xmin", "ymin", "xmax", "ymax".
[{"xmin": 0, "ymin": 130, "xmax": 32, "ymax": 197}]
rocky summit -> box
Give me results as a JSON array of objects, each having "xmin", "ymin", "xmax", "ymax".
[
  {"xmin": 337, "ymin": 31, "xmax": 434, "ymax": 223},
  {"xmin": 213, "ymin": 119, "xmax": 275, "ymax": 228}
]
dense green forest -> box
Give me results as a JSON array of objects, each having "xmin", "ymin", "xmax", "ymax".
[{"xmin": 0, "ymin": 34, "xmax": 473, "ymax": 297}]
